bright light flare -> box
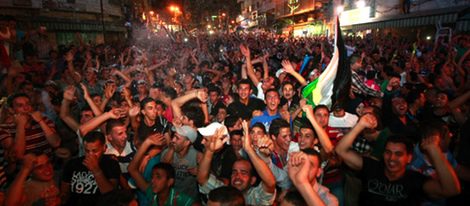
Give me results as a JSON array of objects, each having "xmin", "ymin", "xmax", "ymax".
[
  {"xmin": 356, "ymin": 0, "xmax": 366, "ymax": 8},
  {"xmin": 336, "ymin": 6, "xmax": 344, "ymax": 14}
]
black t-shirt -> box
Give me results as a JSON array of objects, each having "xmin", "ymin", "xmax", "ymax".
[
  {"xmin": 137, "ymin": 116, "xmax": 171, "ymax": 142},
  {"xmin": 62, "ymin": 155, "xmax": 121, "ymax": 206},
  {"xmin": 227, "ymin": 97, "xmax": 265, "ymax": 120},
  {"xmin": 359, "ymin": 157, "xmax": 428, "ymax": 206}
]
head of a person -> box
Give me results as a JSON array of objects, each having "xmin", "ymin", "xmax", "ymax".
[
  {"xmin": 137, "ymin": 80, "xmax": 149, "ymax": 95},
  {"xmin": 280, "ymin": 189, "xmax": 307, "ymax": 206},
  {"xmin": 83, "ymin": 131, "xmax": 107, "ymax": 159},
  {"xmin": 433, "ymin": 91, "xmax": 449, "ymax": 108},
  {"xmin": 250, "ymin": 122, "xmax": 267, "ymax": 146},
  {"xmin": 420, "ymin": 120, "xmax": 452, "ymax": 152},
  {"xmin": 230, "ymin": 159, "xmax": 256, "ymax": 192},
  {"xmin": 391, "ymin": 95, "xmax": 408, "ymax": 117},
  {"xmin": 298, "ymin": 121, "xmax": 318, "ymax": 150},
  {"xmin": 171, "ymin": 126, "xmax": 197, "ymax": 153},
  {"xmin": 282, "ymin": 82, "xmax": 295, "ymax": 101},
  {"xmin": 150, "ymin": 163, "xmax": 175, "ymax": 194},
  {"xmin": 106, "ymin": 119, "xmax": 128, "ymax": 150},
  {"xmin": 237, "ymin": 79, "xmax": 253, "ymax": 101},
  {"xmin": 85, "ymin": 68, "xmax": 98, "ymax": 82},
  {"xmin": 149, "ymin": 83, "xmax": 163, "ymax": 100},
  {"xmin": 154, "ymin": 100, "xmax": 166, "ymax": 117},
  {"xmin": 207, "ymin": 186, "xmax": 245, "ymax": 206},
  {"xmin": 261, "ymin": 75, "xmax": 279, "ymax": 91},
  {"xmin": 332, "ymin": 104, "xmax": 346, "ymax": 118},
  {"xmin": 269, "ymin": 118, "xmax": 291, "ymax": 152},
  {"xmin": 302, "ymin": 148, "xmax": 322, "ymax": 183},
  {"xmin": 8, "ymin": 93, "xmax": 33, "ymax": 114},
  {"xmin": 229, "ymin": 130, "xmax": 244, "ymax": 152},
  {"xmin": 160, "ymin": 87, "xmax": 177, "ymax": 103},
  {"xmin": 30, "ymin": 153, "xmax": 54, "ymax": 182},
  {"xmin": 265, "ymin": 89, "xmax": 280, "ymax": 113},
  {"xmin": 313, "ymin": 105, "xmax": 330, "ymax": 128},
  {"xmin": 140, "ymin": 97, "xmax": 157, "ymax": 121},
  {"xmin": 383, "ymin": 136, "xmax": 414, "ymax": 175},
  {"xmin": 78, "ymin": 102, "xmax": 94, "ymax": 124},
  {"xmin": 216, "ymin": 106, "xmax": 228, "ymax": 123},
  {"xmin": 208, "ymin": 86, "xmax": 222, "ymax": 104},
  {"xmin": 181, "ymin": 106, "xmax": 205, "ymax": 128},
  {"xmin": 224, "ymin": 115, "xmax": 242, "ymax": 131}
]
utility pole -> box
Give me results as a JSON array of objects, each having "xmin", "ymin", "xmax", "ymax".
[{"xmin": 100, "ymin": 0, "xmax": 106, "ymax": 43}]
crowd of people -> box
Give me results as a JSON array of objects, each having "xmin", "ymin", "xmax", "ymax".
[{"xmin": 0, "ymin": 15, "xmax": 469, "ymax": 206}]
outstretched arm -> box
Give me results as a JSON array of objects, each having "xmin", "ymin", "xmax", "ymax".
[
  {"xmin": 422, "ymin": 137, "xmax": 461, "ymax": 198},
  {"xmin": 303, "ymin": 105, "xmax": 333, "ymax": 154},
  {"xmin": 335, "ymin": 114, "xmax": 377, "ymax": 171},
  {"xmin": 240, "ymin": 44, "xmax": 260, "ymax": 86},
  {"xmin": 128, "ymin": 134, "xmax": 165, "ymax": 191},
  {"xmin": 282, "ymin": 60, "xmax": 307, "ymax": 86}
]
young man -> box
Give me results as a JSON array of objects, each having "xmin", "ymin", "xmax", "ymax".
[
  {"xmin": 61, "ymin": 131, "xmax": 121, "ymax": 206},
  {"xmin": 198, "ymin": 121, "xmax": 276, "ymax": 205},
  {"xmin": 335, "ymin": 114, "xmax": 461, "ymax": 205},
  {"xmin": 250, "ymin": 89, "xmax": 282, "ymax": 131},
  {"xmin": 128, "ymin": 133, "xmax": 195, "ymax": 206},
  {"xmin": 5, "ymin": 153, "xmax": 60, "ymax": 206},
  {"xmin": 4, "ymin": 93, "xmax": 61, "ymax": 159},
  {"xmin": 207, "ymin": 186, "xmax": 245, "ymax": 206},
  {"xmin": 227, "ymin": 79, "xmax": 265, "ymax": 120},
  {"xmin": 161, "ymin": 126, "xmax": 202, "ymax": 200},
  {"xmin": 287, "ymin": 150, "xmax": 337, "ymax": 206}
]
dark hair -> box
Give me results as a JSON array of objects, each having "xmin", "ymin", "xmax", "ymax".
[
  {"xmin": 269, "ymin": 118, "xmax": 290, "ymax": 137},
  {"xmin": 105, "ymin": 119, "xmax": 125, "ymax": 134},
  {"xmin": 140, "ymin": 97, "xmax": 156, "ymax": 109},
  {"xmin": 152, "ymin": 162, "xmax": 176, "ymax": 179},
  {"xmin": 229, "ymin": 129, "xmax": 243, "ymax": 138},
  {"xmin": 7, "ymin": 93, "xmax": 30, "ymax": 107},
  {"xmin": 250, "ymin": 122, "xmax": 266, "ymax": 133},
  {"xmin": 208, "ymin": 84, "xmax": 221, "ymax": 96},
  {"xmin": 385, "ymin": 135, "xmax": 414, "ymax": 154},
  {"xmin": 161, "ymin": 87, "xmax": 177, "ymax": 100},
  {"xmin": 83, "ymin": 131, "xmax": 106, "ymax": 145},
  {"xmin": 237, "ymin": 79, "xmax": 253, "ymax": 89},
  {"xmin": 182, "ymin": 106, "xmax": 205, "ymax": 128},
  {"xmin": 301, "ymin": 147, "xmax": 321, "ymax": 161},
  {"xmin": 283, "ymin": 189, "xmax": 307, "ymax": 206},
  {"xmin": 314, "ymin": 104, "xmax": 329, "ymax": 113},
  {"xmin": 155, "ymin": 100, "xmax": 166, "ymax": 110},
  {"xmin": 97, "ymin": 189, "xmax": 135, "ymax": 206},
  {"xmin": 419, "ymin": 120, "xmax": 448, "ymax": 142},
  {"xmin": 225, "ymin": 115, "xmax": 240, "ymax": 128},
  {"xmin": 208, "ymin": 186, "xmax": 245, "ymax": 206},
  {"xmin": 264, "ymin": 88, "xmax": 279, "ymax": 98},
  {"xmin": 299, "ymin": 119, "xmax": 317, "ymax": 137}
]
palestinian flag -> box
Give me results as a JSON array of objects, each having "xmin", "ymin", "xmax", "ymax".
[{"xmin": 301, "ymin": 17, "xmax": 351, "ymax": 109}]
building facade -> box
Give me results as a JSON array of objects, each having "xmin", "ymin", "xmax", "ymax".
[{"xmin": 0, "ymin": 0, "xmax": 129, "ymax": 46}]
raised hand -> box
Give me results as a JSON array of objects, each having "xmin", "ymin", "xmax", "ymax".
[
  {"xmin": 146, "ymin": 133, "xmax": 166, "ymax": 147},
  {"xmin": 205, "ymin": 128, "xmax": 228, "ymax": 153},
  {"xmin": 80, "ymin": 83, "xmax": 91, "ymax": 99},
  {"xmin": 358, "ymin": 113, "xmax": 378, "ymax": 129},
  {"xmin": 196, "ymin": 89, "xmax": 208, "ymax": 103},
  {"xmin": 108, "ymin": 107, "xmax": 125, "ymax": 119},
  {"xmin": 63, "ymin": 86, "xmax": 76, "ymax": 101},
  {"xmin": 104, "ymin": 83, "xmax": 116, "ymax": 100},
  {"xmin": 128, "ymin": 105, "xmax": 140, "ymax": 117},
  {"xmin": 239, "ymin": 44, "xmax": 250, "ymax": 57},
  {"xmin": 22, "ymin": 153, "xmax": 37, "ymax": 173},
  {"xmin": 302, "ymin": 105, "xmax": 314, "ymax": 120},
  {"xmin": 30, "ymin": 111, "xmax": 44, "ymax": 123},
  {"xmin": 256, "ymin": 135, "xmax": 274, "ymax": 157},
  {"xmin": 281, "ymin": 60, "xmax": 295, "ymax": 74},
  {"xmin": 287, "ymin": 152, "xmax": 311, "ymax": 185}
]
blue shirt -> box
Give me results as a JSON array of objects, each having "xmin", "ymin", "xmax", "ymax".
[{"xmin": 250, "ymin": 110, "xmax": 281, "ymax": 131}]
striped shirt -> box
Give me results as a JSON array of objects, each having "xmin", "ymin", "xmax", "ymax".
[{"xmin": 0, "ymin": 118, "xmax": 55, "ymax": 158}]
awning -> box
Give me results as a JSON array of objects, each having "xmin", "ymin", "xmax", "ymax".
[
  {"xmin": 31, "ymin": 21, "xmax": 126, "ymax": 32},
  {"xmin": 345, "ymin": 6, "xmax": 469, "ymax": 32}
]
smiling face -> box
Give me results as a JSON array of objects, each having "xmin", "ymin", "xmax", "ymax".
[
  {"xmin": 391, "ymin": 97, "xmax": 408, "ymax": 117},
  {"xmin": 282, "ymin": 84, "xmax": 295, "ymax": 100},
  {"xmin": 108, "ymin": 125, "xmax": 128, "ymax": 150},
  {"xmin": 265, "ymin": 90, "xmax": 280, "ymax": 113},
  {"xmin": 298, "ymin": 128, "xmax": 317, "ymax": 150},
  {"xmin": 383, "ymin": 142, "xmax": 412, "ymax": 176},
  {"xmin": 230, "ymin": 160, "xmax": 255, "ymax": 192},
  {"xmin": 237, "ymin": 83, "xmax": 252, "ymax": 101},
  {"xmin": 274, "ymin": 127, "xmax": 291, "ymax": 152},
  {"xmin": 31, "ymin": 154, "xmax": 54, "ymax": 182}
]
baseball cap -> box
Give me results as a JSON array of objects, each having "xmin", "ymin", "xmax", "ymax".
[
  {"xmin": 197, "ymin": 122, "xmax": 229, "ymax": 137},
  {"xmin": 173, "ymin": 126, "xmax": 198, "ymax": 143}
]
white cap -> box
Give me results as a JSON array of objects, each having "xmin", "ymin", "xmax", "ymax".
[{"xmin": 197, "ymin": 122, "xmax": 229, "ymax": 137}]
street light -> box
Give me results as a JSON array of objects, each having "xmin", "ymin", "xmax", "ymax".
[{"xmin": 168, "ymin": 5, "xmax": 181, "ymax": 30}]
